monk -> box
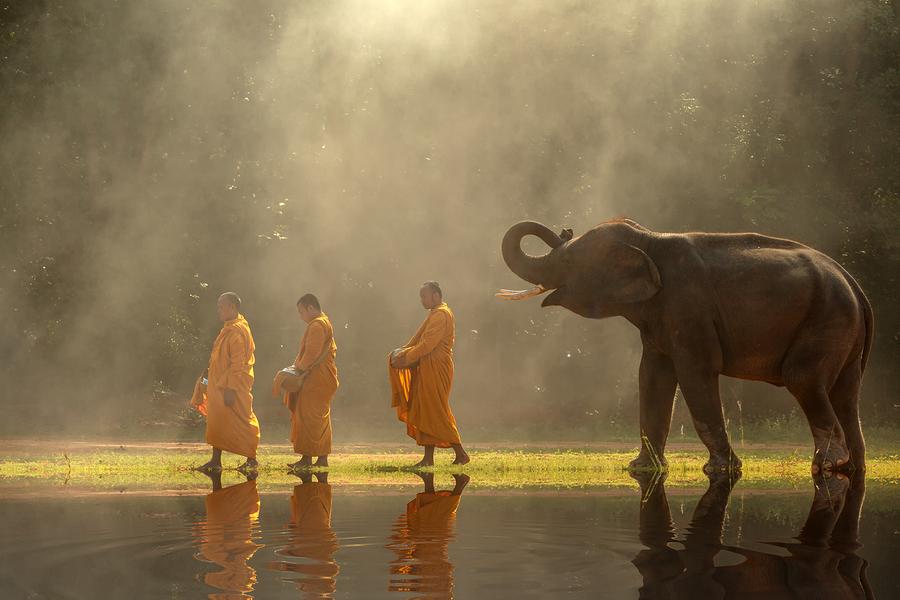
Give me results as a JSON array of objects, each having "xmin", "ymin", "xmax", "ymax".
[
  {"xmin": 269, "ymin": 471, "xmax": 340, "ymax": 596},
  {"xmin": 192, "ymin": 292, "xmax": 260, "ymax": 472},
  {"xmin": 284, "ymin": 294, "xmax": 339, "ymax": 470},
  {"xmin": 387, "ymin": 472, "xmax": 469, "ymax": 596},
  {"xmin": 388, "ymin": 281, "xmax": 469, "ymax": 467},
  {"xmin": 194, "ymin": 471, "xmax": 262, "ymax": 598}
]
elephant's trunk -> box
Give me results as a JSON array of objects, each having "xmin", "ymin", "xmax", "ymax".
[{"xmin": 501, "ymin": 221, "xmax": 563, "ymax": 285}]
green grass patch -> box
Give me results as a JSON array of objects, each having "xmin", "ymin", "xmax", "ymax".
[{"xmin": 1, "ymin": 443, "xmax": 898, "ymax": 493}]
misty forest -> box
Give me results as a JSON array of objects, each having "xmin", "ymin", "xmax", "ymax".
[
  {"xmin": 3, "ymin": 0, "xmax": 898, "ymax": 442},
  {"xmin": 1, "ymin": 1, "xmax": 899, "ymax": 599}
]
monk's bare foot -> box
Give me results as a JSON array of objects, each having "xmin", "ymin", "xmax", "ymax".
[
  {"xmin": 236, "ymin": 458, "xmax": 258, "ymax": 473},
  {"xmin": 198, "ymin": 468, "xmax": 223, "ymax": 491},
  {"xmin": 290, "ymin": 469, "xmax": 313, "ymax": 484},
  {"xmin": 288, "ymin": 456, "xmax": 312, "ymax": 471},
  {"xmin": 452, "ymin": 451, "xmax": 470, "ymax": 465},
  {"xmin": 412, "ymin": 458, "xmax": 434, "ymax": 468},
  {"xmin": 196, "ymin": 461, "xmax": 223, "ymax": 473},
  {"xmin": 451, "ymin": 473, "xmax": 470, "ymax": 495},
  {"xmin": 314, "ymin": 456, "xmax": 329, "ymax": 467},
  {"xmin": 415, "ymin": 470, "xmax": 435, "ymax": 493}
]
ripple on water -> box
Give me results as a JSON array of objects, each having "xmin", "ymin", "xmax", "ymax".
[{"xmin": 0, "ymin": 479, "xmax": 897, "ymax": 599}]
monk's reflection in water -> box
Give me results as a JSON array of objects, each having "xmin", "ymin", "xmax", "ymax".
[
  {"xmin": 387, "ymin": 472, "xmax": 469, "ymax": 598},
  {"xmin": 632, "ymin": 469, "xmax": 873, "ymax": 599},
  {"xmin": 268, "ymin": 471, "xmax": 340, "ymax": 598},
  {"xmin": 194, "ymin": 471, "xmax": 263, "ymax": 600}
]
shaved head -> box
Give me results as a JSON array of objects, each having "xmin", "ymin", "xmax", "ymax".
[
  {"xmin": 297, "ymin": 293, "xmax": 321, "ymax": 311},
  {"xmin": 419, "ymin": 281, "xmax": 443, "ymax": 309},
  {"xmin": 297, "ymin": 293, "xmax": 323, "ymax": 323},
  {"xmin": 219, "ymin": 292, "xmax": 241, "ymax": 309},
  {"xmin": 217, "ymin": 292, "xmax": 241, "ymax": 322},
  {"xmin": 422, "ymin": 281, "xmax": 442, "ymax": 298}
]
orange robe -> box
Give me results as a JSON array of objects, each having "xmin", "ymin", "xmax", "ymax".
[
  {"xmin": 388, "ymin": 490, "xmax": 461, "ymax": 596},
  {"xmin": 192, "ymin": 314, "xmax": 260, "ymax": 458},
  {"xmin": 196, "ymin": 480, "xmax": 262, "ymax": 598},
  {"xmin": 270, "ymin": 482, "xmax": 340, "ymax": 595},
  {"xmin": 286, "ymin": 314, "xmax": 339, "ymax": 456},
  {"xmin": 388, "ymin": 303, "xmax": 461, "ymax": 447}
]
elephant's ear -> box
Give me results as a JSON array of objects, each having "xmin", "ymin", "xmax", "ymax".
[{"xmin": 598, "ymin": 244, "xmax": 661, "ymax": 303}]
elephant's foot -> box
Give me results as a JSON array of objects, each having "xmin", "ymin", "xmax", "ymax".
[
  {"xmin": 628, "ymin": 450, "xmax": 668, "ymax": 472},
  {"xmin": 811, "ymin": 443, "xmax": 851, "ymax": 476},
  {"xmin": 811, "ymin": 472, "xmax": 850, "ymax": 510},
  {"xmin": 629, "ymin": 468, "xmax": 668, "ymax": 490},
  {"xmin": 702, "ymin": 451, "xmax": 742, "ymax": 475},
  {"xmin": 705, "ymin": 465, "xmax": 742, "ymax": 488}
]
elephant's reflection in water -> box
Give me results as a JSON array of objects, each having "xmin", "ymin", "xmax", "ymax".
[
  {"xmin": 194, "ymin": 472, "xmax": 263, "ymax": 600},
  {"xmin": 267, "ymin": 471, "xmax": 339, "ymax": 598},
  {"xmin": 633, "ymin": 470, "xmax": 873, "ymax": 599},
  {"xmin": 387, "ymin": 472, "xmax": 469, "ymax": 598}
]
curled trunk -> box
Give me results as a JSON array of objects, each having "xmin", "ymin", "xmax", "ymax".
[{"xmin": 501, "ymin": 221, "xmax": 562, "ymax": 285}]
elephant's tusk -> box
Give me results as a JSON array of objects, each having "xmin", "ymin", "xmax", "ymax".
[{"xmin": 495, "ymin": 285, "xmax": 547, "ymax": 301}]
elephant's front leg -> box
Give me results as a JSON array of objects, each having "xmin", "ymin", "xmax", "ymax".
[
  {"xmin": 677, "ymin": 368, "xmax": 741, "ymax": 473},
  {"xmin": 629, "ymin": 347, "xmax": 678, "ymax": 471},
  {"xmin": 631, "ymin": 471, "xmax": 683, "ymax": 588},
  {"xmin": 678, "ymin": 471, "xmax": 738, "ymax": 593}
]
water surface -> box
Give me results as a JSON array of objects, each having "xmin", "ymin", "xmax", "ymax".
[{"xmin": 0, "ymin": 471, "xmax": 894, "ymax": 598}]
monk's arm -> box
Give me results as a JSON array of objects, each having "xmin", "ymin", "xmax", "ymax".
[
  {"xmin": 401, "ymin": 313, "xmax": 446, "ymax": 363},
  {"xmin": 222, "ymin": 331, "xmax": 250, "ymax": 405},
  {"xmin": 296, "ymin": 322, "xmax": 326, "ymax": 371},
  {"xmin": 292, "ymin": 335, "xmax": 305, "ymax": 370},
  {"xmin": 402, "ymin": 327, "xmax": 422, "ymax": 349},
  {"xmin": 390, "ymin": 317, "xmax": 427, "ymax": 365}
]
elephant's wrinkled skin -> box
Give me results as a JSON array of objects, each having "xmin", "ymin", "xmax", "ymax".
[{"xmin": 500, "ymin": 219, "xmax": 873, "ymax": 474}]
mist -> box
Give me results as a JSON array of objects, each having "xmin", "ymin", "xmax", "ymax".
[{"xmin": 1, "ymin": 0, "xmax": 897, "ymax": 441}]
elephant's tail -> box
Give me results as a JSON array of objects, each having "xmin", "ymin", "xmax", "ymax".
[
  {"xmin": 845, "ymin": 271, "xmax": 875, "ymax": 375},
  {"xmin": 859, "ymin": 286, "xmax": 874, "ymax": 375},
  {"xmin": 833, "ymin": 261, "xmax": 874, "ymax": 375}
]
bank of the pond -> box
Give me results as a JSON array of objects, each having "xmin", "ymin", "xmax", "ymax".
[{"xmin": 0, "ymin": 440, "xmax": 898, "ymax": 492}]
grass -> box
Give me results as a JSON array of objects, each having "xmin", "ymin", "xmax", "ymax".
[{"xmin": 1, "ymin": 441, "xmax": 899, "ymax": 493}]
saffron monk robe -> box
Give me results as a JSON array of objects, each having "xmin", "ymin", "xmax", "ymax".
[
  {"xmin": 191, "ymin": 291, "xmax": 260, "ymax": 473},
  {"xmin": 269, "ymin": 470, "xmax": 339, "ymax": 596},
  {"xmin": 387, "ymin": 471, "xmax": 469, "ymax": 596},
  {"xmin": 282, "ymin": 293, "xmax": 339, "ymax": 470},
  {"xmin": 194, "ymin": 469, "xmax": 262, "ymax": 598},
  {"xmin": 388, "ymin": 281, "xmax": 470, "ymax": 467}
]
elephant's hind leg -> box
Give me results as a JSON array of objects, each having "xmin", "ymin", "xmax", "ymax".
[
  {"xmin": 829, "ymin": 361, "xmax": 865, "ymax": 471},
  {"xmin": 782, "ymin": 303, "xmax": 861, "ymax": 475},
  {"xmin": 676, "ymin": 368, "xmax": 741, "ymax": 474},
  {"xmin": 783, "ymin": 356, "xmax": 849, "ymax": 474}
]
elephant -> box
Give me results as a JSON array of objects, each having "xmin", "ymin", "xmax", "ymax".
[
  {"xmin": 499, "ymin": 219, "xmax": 873, "ymax": 474},
  {"xmin": 631, "ymin": 470, "xmax": 872, "ymax": 599}
]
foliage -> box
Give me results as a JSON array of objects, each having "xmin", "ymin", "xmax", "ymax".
[{"xmin": 0, "ymin": 1, "xmax": 897, "ymax": 436}]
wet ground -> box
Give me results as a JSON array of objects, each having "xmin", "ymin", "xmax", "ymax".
[{"xmin": 0, "ymin": 470, "xmax": 894, "ymax": 599}]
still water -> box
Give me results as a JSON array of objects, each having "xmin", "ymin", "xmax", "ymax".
[{"xmin": 0, "ymin": 471, "xmax": 894, "ymax": 599}]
